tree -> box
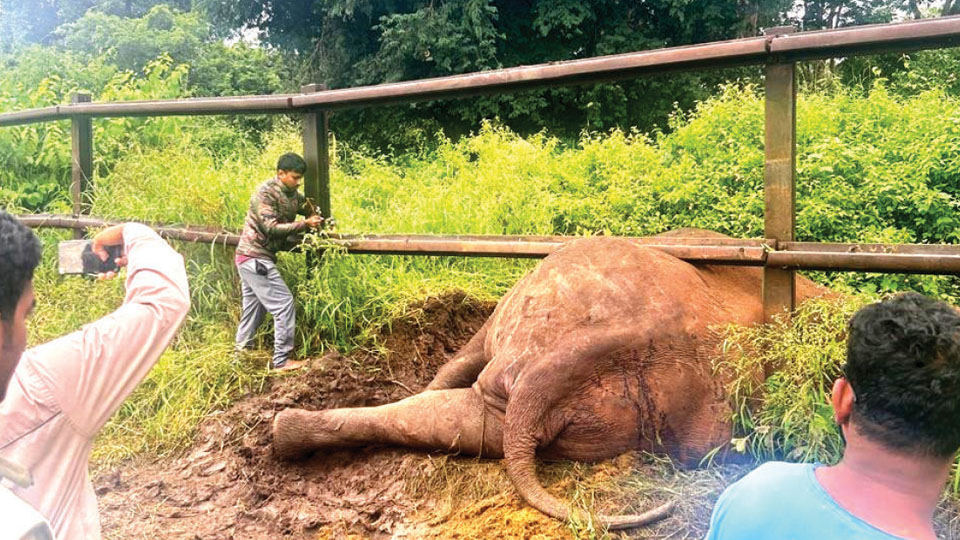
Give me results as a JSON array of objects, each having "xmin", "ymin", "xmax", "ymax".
[
  {"xmin": 0, "ymin": 0, "xmax": 191, "ymax": 51},
  {"xmin": 199, "ymin": 0, "xmax": 790, "ymax": 147},
  {"xmin": 52, "ymin": 4, "xmax": 284, "ymax": 97},
  {"xmin": 58, "ymin": 5, "xmax": 205, "ymax": 71}
]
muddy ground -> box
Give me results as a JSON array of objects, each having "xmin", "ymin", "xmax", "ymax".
[{"xmin": 96, "ymin": 292, "xmax": 960, "ymax": 539}]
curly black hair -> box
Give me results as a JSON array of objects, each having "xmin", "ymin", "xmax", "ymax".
[
  {"xmin": 845, "ymin": 292, "xmax": 960, "ymax": 457},
  {"xmin": 0, "ymin": 211, "xmax": 41, "ymax": 323},
  {"xmin": 276, "ymin": 152, "xmax": 307, "ymax": 174}
]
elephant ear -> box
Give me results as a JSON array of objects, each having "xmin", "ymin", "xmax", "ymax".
[{"xmin": 501, "ymin": 331, "xmax": 676, "ymax": 529}]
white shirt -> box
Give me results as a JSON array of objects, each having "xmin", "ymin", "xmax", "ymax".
[
  {"xmin": 0, "ymin": 456, "xmax": 54, "ymax": 540},
  {"xmin": 0, "ymin": 224, "xmax": 190, "ymax": 539}
]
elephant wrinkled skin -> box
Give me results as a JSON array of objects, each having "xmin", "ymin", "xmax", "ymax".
[{"xmin": 273, "ymin": 230, "xmax": 827, "ymax": 528}]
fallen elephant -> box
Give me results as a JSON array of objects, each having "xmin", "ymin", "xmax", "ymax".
[{"xmin": 273, "ymin": 229, "xmax": 828, "ymax": 529}]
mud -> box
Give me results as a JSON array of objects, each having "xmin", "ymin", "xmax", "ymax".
[
  {"xmin": 93, "ymin": 291, "xmax": 767, "ymax": 539},
  {"xmin": 97, "ymin": 292, "xmax": 502, "ymax": 539}
]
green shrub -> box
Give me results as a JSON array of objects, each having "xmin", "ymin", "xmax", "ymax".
[
  {"xmin": 717, "ymin": 296, "xmax": 869, "ymax": 465},
  {"xmin": 19, "ymin": 77, "xmax": 960, "ymax": 464}
]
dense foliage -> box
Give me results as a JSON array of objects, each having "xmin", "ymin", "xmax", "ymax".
[
  {"xmin": 1, "ymin": 0, "xmax": 959, "ymax": 479},
  {"xmin": 12, "ymin": 80, "xmax": 956, "ymax": 462},
  {"xmin": 6, "ymin": 0, "xmax": 956, "ymax": 152},
  {"xmin": 199, "ymin": 0, "xmax": 776, "ymax": 144}
]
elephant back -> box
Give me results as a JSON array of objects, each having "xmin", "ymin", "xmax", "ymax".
[{"xmin": 476, "ymin": 236, "xmax": 736, "ymax": 405}]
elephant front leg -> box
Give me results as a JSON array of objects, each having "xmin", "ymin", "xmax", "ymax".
[
  {"xmin": 272, "ymin": 387, "xmax": 504, "ymax": 460},
  {"xmin": 426, "ymin": 319, "xmax": 491, "ymax": 391}
]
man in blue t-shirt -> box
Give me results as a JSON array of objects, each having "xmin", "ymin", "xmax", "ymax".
[{"xmin": 706, "ymin": 293, "xmax": 960, "ymax": 540}]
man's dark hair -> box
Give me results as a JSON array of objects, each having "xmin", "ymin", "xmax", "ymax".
[
  {"xmin": 844, "ymin": 292, "xmax": 960, "ymax": 457},
  {"xmin": 276, "ymin": 153, "xmax": 307, "ymax": 174},
  {"xmin": 0, "ymin": 211, "xmax": 42, "ymax": 323}
]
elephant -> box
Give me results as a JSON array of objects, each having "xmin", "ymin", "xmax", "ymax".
[{"xmin": 272, "ymin": 229, "xmax": 828, "ymax": 529}]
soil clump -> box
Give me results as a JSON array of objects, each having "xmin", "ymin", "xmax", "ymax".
[
  {"xmin": 95, "ymin": 291, "xmax": 730, "ymax": 539},
  {"xmin": 97, "ymin": 291, "xmax": 494, "ymax": 539}
]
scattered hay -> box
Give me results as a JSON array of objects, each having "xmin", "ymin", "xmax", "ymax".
[
  {"xmin": 403, "ymin": 450, "xmax": 744, "ymax": 539},
  {"xmin": 431, "ymin": 495, "xmax": 571, "ymax": 539}
]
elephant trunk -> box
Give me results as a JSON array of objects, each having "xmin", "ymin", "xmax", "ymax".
[
  {"xmin": 502, "ymin": 334, "xmax": 676, "ymax": 529},
  {"xmin": 503, "ymin": 421, "xmax": 675, "ymax": 529}
]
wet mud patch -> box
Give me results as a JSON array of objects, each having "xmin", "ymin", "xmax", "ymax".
[
  {"xmin": 95, "ymin": 290, "xmax": 736, "ymax": 539},
  {"xmin": 96, "ymin": 289, "xmax": 960, "ymax": 539}
]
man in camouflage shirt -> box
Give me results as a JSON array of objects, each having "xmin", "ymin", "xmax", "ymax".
[{"xmin": 235, "ymin": 153, "xmax": 322, "ymax": 371}]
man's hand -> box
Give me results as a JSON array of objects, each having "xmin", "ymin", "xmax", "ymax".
[
  {"xmin": 304, "ymin": 215, "xmax": 323, "ymax": 229},
  {"xmin": 91, "ymin": 224, "xmax": 129, "ymax": 279}
]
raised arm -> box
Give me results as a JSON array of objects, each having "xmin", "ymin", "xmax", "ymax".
[{"xmin": 21, "ymin": 223, "xmax": 190, "ymax": 436}]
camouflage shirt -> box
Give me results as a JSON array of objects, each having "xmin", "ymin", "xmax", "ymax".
[{"xmin": 235, "ymin": 177, "xmax": 312, "ymax": 261}]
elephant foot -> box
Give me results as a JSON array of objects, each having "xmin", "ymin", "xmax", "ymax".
[{"xmin": 272, "ymin": 408, "xmax": 324, "ymax": 460}]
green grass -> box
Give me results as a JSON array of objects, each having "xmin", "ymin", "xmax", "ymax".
[
  {"xmin": 20, "ymin": 82, "xmax": 960, "ymax": 468},
  {"xmin": 716, "ymin": 295, "xmax": 871, "ymax": 465}
]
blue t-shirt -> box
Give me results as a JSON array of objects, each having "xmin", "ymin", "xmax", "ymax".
[{"xmin": 705, "ymin": 462, "xmax": 905, "ymax": 540}]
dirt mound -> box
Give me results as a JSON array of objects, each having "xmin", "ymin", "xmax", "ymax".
[
  {"xmin": 97, "ymin": 291, "xmax": 494, "ymax": 539},
  {"xmin": 96, "ymin": 290, "xmax": 736, "ymax": 539}
]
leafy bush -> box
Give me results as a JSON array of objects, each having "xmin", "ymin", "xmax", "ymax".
[
  {"xmin": 717, "ymin": 296, "xmax": 868, "ymax": 465},
  {"xmin": 18, "ymin": 76, "xmax": 960, "ymax": 463}
]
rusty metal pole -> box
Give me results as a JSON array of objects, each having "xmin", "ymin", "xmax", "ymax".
[
  {"xmin": 70, "ymin": 93, "xmax": 93, "ymax": 239},
  {"xmin": 301, "ymin": 84, "xmax": 331, "ymax": 219},
  {"xmin": 763, "ymin": 27, "xmax": 798, "ymax": 322},
  {"xmin": 301, "ymin": 84, "xmax": 331, "ymax": 270}
]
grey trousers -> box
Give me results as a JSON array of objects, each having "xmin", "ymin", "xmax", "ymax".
[{"xmin": 235, "ymin": 258, "xmax": 295, "ymax": 368}]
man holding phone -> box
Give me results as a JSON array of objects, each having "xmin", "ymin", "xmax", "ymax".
[
  {"xmin": 234, "ymin": 152, "xmax": 324, "ymax": 371},
  {"xmin": 0, "ymin": 214, "xmax": 190, "ymax": 539}
]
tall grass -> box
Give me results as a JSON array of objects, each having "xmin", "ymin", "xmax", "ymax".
[
  {"xmin": 717, "ymin": 296, "xmax": 870, "ymax": 465},
  {"xmin": 22, "ymin": 82, "xmax": 960, "ymax": 465}
]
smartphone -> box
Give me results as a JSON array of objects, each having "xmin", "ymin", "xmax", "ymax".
[{"xmin": 57, "ymin": 240, "xmax": 123, "ymax": 275}]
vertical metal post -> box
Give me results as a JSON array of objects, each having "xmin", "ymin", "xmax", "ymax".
[
  {"xmin": 70, "ymin": 93, "xmax": 93, "ymax": 239},
  {"xmin": 301, "ymin": 84, "xmax": 331, "ymax": 272},
  {"xmin": 301, "ymin": 84, "xmax": 331, "ymax": 219},
  {"xmin": 763, "ymin": 27, "xmax": 797, "ymax": 322}
]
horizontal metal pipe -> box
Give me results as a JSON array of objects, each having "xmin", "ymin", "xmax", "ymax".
[
  {"xmin": 2, "ymin": 17, "xmax": 960, "ymax": 125},
  {"xmin": 20, "ymin": 214, "xmax": 960, "ymax": 273},
  {"xmin": 338, "ymin": 237, "xmax": 559, "ymax": 258},
  {"xmin": 782, "ymin": 241, "xmax": 960, "ymax": 255},
  {"xmin": 17, "ymin": 214, "xmax": 765, "ymax": 262},
  {"xmin": 18, "ymin": 214, "xmax": 240, "ymax": 245},
  {"xmin": 333, "ymin": 236, "xmax": 766, "ymax": 263},
  {"xmin": 289, "ymin": 38, "xmax": 769, "ymax": 110},
  {"xmin": 0, "ymin": 96, "xmax": 297, "ymax": 127},
  {"xmin": 0, "ymin": 106, "xmax": 62, "ymax": 127},
  {"xmin": 66, "ymin": 94, "xmax": 297, "ymax": 118},
  {"xmin": 770, "ymin": 15, "xmax": 960, "ymax": 61},
  {"xmin": 768, "ymin": 251, "xmax": 960, "ymax": 274},
  {"xmin": 334, "ymin": 232, "xmax": 770, "ymax": 247}
]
